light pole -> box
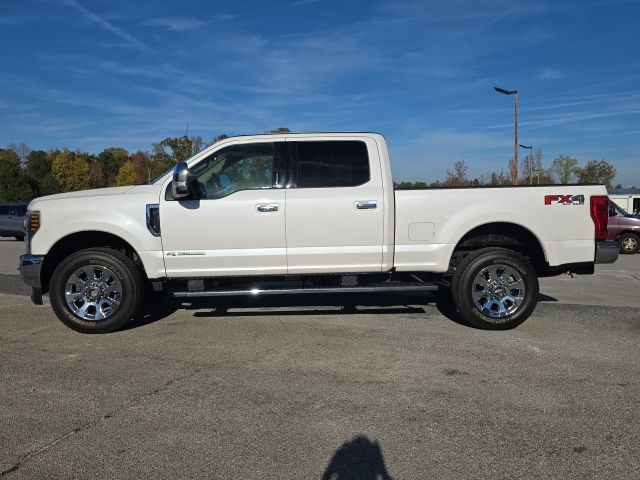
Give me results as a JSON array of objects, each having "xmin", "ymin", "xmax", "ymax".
[
  {"xmin": 519, "ymin": 144, "xmax": 533, "ymax": 184},
  {"xmin": 494, "ymin": 87, "xmax": 518, "ymax": 185}
]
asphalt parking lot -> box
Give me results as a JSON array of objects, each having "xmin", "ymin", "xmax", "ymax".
[{"xmin": 1, "ymin": 237, "xmax": 639, "ymax": 478}]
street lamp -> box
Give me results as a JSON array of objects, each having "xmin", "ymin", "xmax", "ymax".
[
  {"xmin": 519, "ymin": 144, "xmax": 533, "ymax": 184},
  {"xmin": 494, "ymin": 86, "xmax": 519, "ymax": 185}
]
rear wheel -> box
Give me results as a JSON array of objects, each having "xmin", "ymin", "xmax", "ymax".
[
  {"xmin": 451, "ymin": 247, "xmax": 538, "ymax": 330},
  {"xmin": 619, "ymin": 233, "xmax": 639, "ymax": 254},
  {"xmin": 50, "ymin": 248, "xmax": 143, "ymax": 333}
]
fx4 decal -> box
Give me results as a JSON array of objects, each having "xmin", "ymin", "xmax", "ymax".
[{"xmin": 544, "ymin": 194, "xmax": 585, "ymax": 205}]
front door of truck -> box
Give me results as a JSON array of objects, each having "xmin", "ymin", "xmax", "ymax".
[
  {"xmin": 160, "ymin": 141, "xmax": 287, "ymax": 277},
  {"xmin": 285, "ymin": 138, "xmax": 385, "ymax": 273}
]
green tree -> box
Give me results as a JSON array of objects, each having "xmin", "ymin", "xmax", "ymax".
[
  {"xmin": 154, "ymin": 135, "xmax": 204, "ymax": 163},
  {"xmin": 26, "ymin": 150, "xmax": 50, "ymax": 180},
  {"xmin": 268, "ymin": 127, "xmax": 291, "ymax": 133},
  {"xmin": 0, "ymin": 149, "xmax": 33, "ymax": 201},
  {"xmin": 576, "ymin": 160, "xmax": 617, "ymax": 189},
  {"xmin": 98, "ymin": 147, "xmax": 129, "ymax": 186},
  {"xmin": 38, "ymin": 174, "xmax": 60, "ymax": 196},
  {"xmin": 551, "ymin": 155, "xmax": 578, "ymax": 184},
  {"xmin": 24, "ymin": 150, "xmax": 53, "ymax": 196},
  {"xmin": 51, "ymin": 149, "xmax": 91, "ymax": 192},
  {"xmin": 212, "ymin": 133, "xmax": 229, "ymax": 143},
  {"xmin": 114, "ymin": 161, "xmax": 138, "ymax": 186}
]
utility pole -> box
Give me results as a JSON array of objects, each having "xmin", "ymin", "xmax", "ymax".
[
  {"xmin": 495, "ymin": 87, "xmax": 519, "ymax": 185},
  {"xmin": 519, "ymin": 144, "xmax": 533, "ymax": 184}
]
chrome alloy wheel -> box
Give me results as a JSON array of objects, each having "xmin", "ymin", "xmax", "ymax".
[
  {"xmin": 65, "ymin": 265, "xmax": 123, "ymax": 321},
  {"xmin": 622, "ymin": 236, "xmax": 638, "ymax": 252},
  {"xmin": 471, "ymin": 264, "xmax": 526, "ymax": 319}
]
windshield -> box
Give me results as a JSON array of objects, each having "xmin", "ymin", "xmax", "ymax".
[
  {"xmin": 611, "ymin": 201, "xmax": 628, "ymax": 216},
  {"xmin": 148, "ymin": 165, "xmax": 175, "ymax": 185}
]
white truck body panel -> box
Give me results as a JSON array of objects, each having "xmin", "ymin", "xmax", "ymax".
[
  {"xmin": 160, "ymin": 189, "xmax": 287, "ymax": 276},
  {"xmin": 283, "ymin": 135, "xmax": 387, "ymax": 274},
  {"xmin": 394, "ymin": 187, "xmax": 600, "ymax": 272},
  {"xmin": 27, "ymin": 133, "xmax": 606, "ymax": 279}
]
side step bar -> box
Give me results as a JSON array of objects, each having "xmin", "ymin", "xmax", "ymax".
[{"xmin": 171, "ymin": 284, "xmax": 438, "ymax": 298}]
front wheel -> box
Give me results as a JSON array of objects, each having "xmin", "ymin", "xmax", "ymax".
[
  {"xmin": 619, "ymin": 233, "xmax": 639, "ymax": 254},
  {"xmin": 451, "ymin": 248, "xmax": 539, "ymax": 330},
  {"xmin": 50, "ymin": 248, "xmax": 143, "ymax": 333}
]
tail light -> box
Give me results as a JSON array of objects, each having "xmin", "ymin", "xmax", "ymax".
[{"xmin": 590, "ymin": 195, "xmax": 608, "ymax": 241}]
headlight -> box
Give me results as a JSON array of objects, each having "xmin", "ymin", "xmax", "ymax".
[{"xmin": 25, "ymin": 211, "xmax": 40, "ymax": 253}]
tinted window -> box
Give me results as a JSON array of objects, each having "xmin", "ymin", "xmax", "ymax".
[
  {"xmin": 192, "ymin": 143, "xmax": 275, "ymax": 199},
  {"xmin": 295, "ymin": 141, "xmax": 369, "ymax": 188},
  {"xmin": 0, "ymin": 206, "xmax": 8, "ymax": 215}
]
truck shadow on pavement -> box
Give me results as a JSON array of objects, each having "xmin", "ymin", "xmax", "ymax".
[
  {"xmin": 321, "ymin": 435, "xmax": 393, "ymax": 480},
  {"xmin": 126, "ymin": 292, "xmax": 435, "ymax": 330},
  {"xmin": 125, "ymin": 291, "xmax": 559, "ymax": 331}
]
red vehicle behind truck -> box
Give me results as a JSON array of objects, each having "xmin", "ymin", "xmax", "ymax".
[{"xmin": 608, "ymin": 201, "xmax": 640, "ymax": 254}]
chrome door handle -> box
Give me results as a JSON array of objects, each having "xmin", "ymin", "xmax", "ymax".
[
  {"xmin": 355, "ymin": 201, "xmax": 378, "ymax": 210},
  {"xmin": 256, "ymin": 203, "xmax": 279, "ymax": 213}
]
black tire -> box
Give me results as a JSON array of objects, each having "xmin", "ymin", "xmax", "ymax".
[
  {"xmin": 15, "ymin": 235, "xmax": 24, "ymax": 241},
  {"xmin": 50, "ymin": 248, "xmax": 143, "ymax": 333},
  {"xmin": 451, "ymin": 247, "xmax": 539, "ymax": 330},
  {"xmin": 618, "ymin": 233, "xmax": 639, "ymax": 254}
]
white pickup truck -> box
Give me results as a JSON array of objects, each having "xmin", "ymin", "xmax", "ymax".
[{"xmin": 19, "ymin": 132, "xmax": 617, "ymax": 333}]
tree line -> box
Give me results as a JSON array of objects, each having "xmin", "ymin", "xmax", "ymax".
[
  {"xmin": 0, "ymin": 136, "xmax": 618, "ymax": 202},
  {"xmin": 395, "ymin": 151, "xmax": 617, "ymax": 190},
  {"xmin": 0, "ymin": 134, "xmax": 234, "ymax": 202}
]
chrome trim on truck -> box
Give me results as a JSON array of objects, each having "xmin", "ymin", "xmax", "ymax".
[{"xmin": 595, "ymin": 241, "xmax": 619, "ymax": 264}]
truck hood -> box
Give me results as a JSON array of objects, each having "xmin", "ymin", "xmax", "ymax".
[{"xmin": 29, "ymin": 186, "xmax": 136, "ymax": 207}]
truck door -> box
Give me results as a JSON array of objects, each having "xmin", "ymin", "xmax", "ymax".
[
  {"xmin": 160, "ymin": 141, "xmax": 287, "ymax": 277},
  {"xmin": 284, "ymin": 138, "xmax": 385, "ymax": 273}
]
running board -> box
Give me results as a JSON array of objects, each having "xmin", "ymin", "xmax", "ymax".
[{"xmin": 171, "ymin": 284, "xmax": 438, "ymax": 298}]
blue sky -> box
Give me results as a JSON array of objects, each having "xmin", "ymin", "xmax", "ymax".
[{"xmin": 1, "ymin": 0, "xmax": 640, "ymax": 184}]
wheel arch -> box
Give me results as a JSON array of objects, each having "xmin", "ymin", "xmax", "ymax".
[
  {"xmin": 40, "ymin": 230, "xmax": 147, "ymax": 293},
  {"xmin": 450, "ymin": 222, "xmax": 548, "ymax": 274}
]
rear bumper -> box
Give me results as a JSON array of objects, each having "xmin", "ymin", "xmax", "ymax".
[
  {"xmin": 595, "ymin": 241, "xmax": 619, "ymax": 264},
  {"xmin": 19, "ymin": 254, "xmax": 45, "ymax": 305}
]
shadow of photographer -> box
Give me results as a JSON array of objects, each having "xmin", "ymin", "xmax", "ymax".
[{"xmin": 322, "ymin": 435, "xmax": 393, "ymax": 480}]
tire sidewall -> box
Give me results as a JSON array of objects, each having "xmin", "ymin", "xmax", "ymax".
[
  {"xmin": 50, "ymin": 250, "xmax": 141, "ymax": 333},
  {"xmin": 455, "ymin": 251, "xmax": 538, "ymax": 330}
]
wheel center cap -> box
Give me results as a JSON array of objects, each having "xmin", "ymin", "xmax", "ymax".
[{"xmin": 492, "ymin": 284, "xmax": 506, "ymax": 297}]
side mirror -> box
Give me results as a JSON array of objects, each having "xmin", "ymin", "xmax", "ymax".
[
  {"xmin": 609, "ymin": 207, "xmax": 616, "ymax": 217},
  {"xmin": 172, "ymin": 162, "xmax": 191, "ymax": 199}
]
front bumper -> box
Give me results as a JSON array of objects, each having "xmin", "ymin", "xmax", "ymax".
[
  {"xmin": 19, "ymin": 254, "xmax": 45, "ymax": 305},
  {"xmin": 595, "ymin": 241, "xmax": 619, "ymax": 264}
]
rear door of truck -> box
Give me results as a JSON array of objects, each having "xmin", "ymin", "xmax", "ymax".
[{"xmin": 284, "ymin": 136, "xmax": 385, "ymax": 273}]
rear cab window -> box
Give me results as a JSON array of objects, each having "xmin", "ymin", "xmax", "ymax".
[{"xmin": 293, "ymin": 141, "xmax": 370, "ymax": 188}]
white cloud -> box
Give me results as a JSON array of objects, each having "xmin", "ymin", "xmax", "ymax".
[
  {"xmin": 142, "ymin": 17, "xmax": 205, "ymax": 32},
  {"xmin": 538, "ymin": 68, "xmax": 568, "ymax": 80}
]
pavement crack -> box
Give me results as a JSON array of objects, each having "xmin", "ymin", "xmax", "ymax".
[
  {"xmin": 1, "ymin": 419, "xmax": 99, "ymax": 476},
  {"xmin": 1, "ymin": 367, "xmax": 202, "ymax": 477}
]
